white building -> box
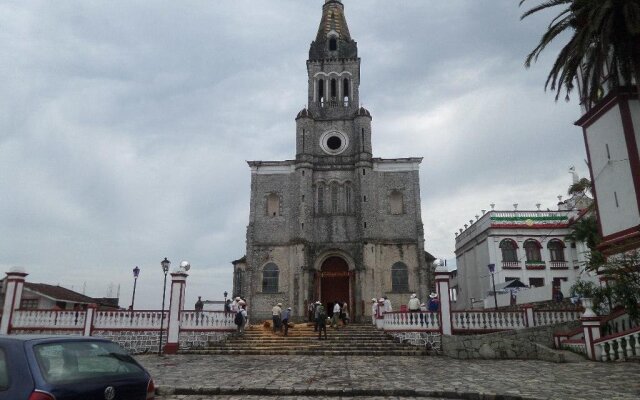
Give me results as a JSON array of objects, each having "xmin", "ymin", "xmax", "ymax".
[{"xmin": 454, "ymin": 203, "xmax": 590, "ymax": 310}]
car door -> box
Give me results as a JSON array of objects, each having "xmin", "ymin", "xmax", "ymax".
[{"xmin": 0, "ymin": 342, "xmax": 35, "ymax": 400}]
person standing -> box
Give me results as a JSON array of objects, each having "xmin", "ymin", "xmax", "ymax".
[
  {"xmin": 272, "ymin": 302, "xmax": 282, "ymax": 333},
  {"xmin": 331, "ymin": 301, "xmax": 341, "ymax": 329},
  {"xmin": 235, "ymin": 304, "xmax": 247, "ymax": 336},
  {"xmin": 427, "ymin": 293, "xmax": 440, "ymax": 312},
  {"xmin": 194, "ymin": 296, "xmax": 204, "ymax": 326},
  {"xmin": 383, "ymin": 296, "xmax": 393, "ymax": 313},
  {"xmin": 282, "ymin": 307, "xmax": 291, "ymax": 336},
  {"xmin": 313, "ymin": 301, "xmax": 321, "ymax": 332},
  {"xmin": 370, "ymin": 298, "xmax": 377, "ymax": 325},
  {"xmin": 316, "ymin": 304, "xmax": 327, "ymax": 340},
  {"xmin": 340, "ymin": 302, "xmax": 349, "ymax": 326},
  {"xmin": 408, "ymin": 293, "xmax": 420, "ymax": 324}
]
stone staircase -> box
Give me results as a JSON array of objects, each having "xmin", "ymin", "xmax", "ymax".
[{"xmin": 182, "ymin": 323, "xmax": 427, "ymax": 356}]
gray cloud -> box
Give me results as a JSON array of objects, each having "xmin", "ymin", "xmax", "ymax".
[{"xmin": 0, "ymin": 0, "xmax": 588, "ymax": 308}]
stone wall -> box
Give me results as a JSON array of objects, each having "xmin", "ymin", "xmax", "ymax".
[
  {"xmin": 94, "ymin": 330, "xmax": 165, "ymax": 355},
  {"xmin": 442, "ymin": 321, "xmax": 580, "ymax": 362},
  {"xmin": 389, "ymin": 331, "xmax": 441, "ymax": 353}
]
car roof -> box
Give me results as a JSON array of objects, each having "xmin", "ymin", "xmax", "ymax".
[{"xmin": 0, "ymin": 335, "xmax": 112, "ymax": 344}]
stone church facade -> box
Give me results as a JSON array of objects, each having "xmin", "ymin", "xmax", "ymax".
[{"xmin": 233, "ymin": 0, "xmax": 434, "ymax": 321}]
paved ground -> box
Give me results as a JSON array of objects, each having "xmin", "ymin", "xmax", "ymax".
[{"xmin": 137, "ymin": 354, "xmax": 640, "ymax": 400}]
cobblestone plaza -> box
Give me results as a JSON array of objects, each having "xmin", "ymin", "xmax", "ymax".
[{"xmin": 138, "ymin": 354, "xmax": 640, "ymax": 400}]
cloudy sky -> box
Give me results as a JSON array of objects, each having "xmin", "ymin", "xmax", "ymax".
[{"xmin": 0, "ymin": 0, "xmax": 588, "ymax": 309}]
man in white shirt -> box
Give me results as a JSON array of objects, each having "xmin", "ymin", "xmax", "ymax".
[
  {"xmin": 370, "ymin": 298, "xmax": 377, "ymax": 325},
  {"xmin": 331, "ymin": 301, "xmax": 341, "ymax": 328},
  {"xmin": 383, "ymin": 296, "xmax": 392, "ymax": 313},
  {"xmin": 272, "ymin": 302, "xmax": 282, "ymax": 333}
]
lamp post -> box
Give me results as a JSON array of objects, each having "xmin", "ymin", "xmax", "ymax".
[
  {"xmin": 223, "ymin": 291, "xmax": 228, "ymax": 313},
  {"xmin": 488, "ymin": 263, "xmax": 498, "ymax": 310},
  {"xmin": 158, "ymin": 257, "xmax": 170, "ymax": 356},
  {"xmin": 130, "ymin": 266, "xmax": 140, "ymax": 321}
]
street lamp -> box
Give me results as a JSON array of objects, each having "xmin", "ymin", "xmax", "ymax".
[
  {"xmin": 158, "ymin": 257, "xmax": 170, "ymax": 356},
  {"xmin": 223, "ymin": 291, "xmax": 228, "ymax": 313},
  {"xmin": 488, "ymin": 263, "xmax": 498, "ymax": 310},
  {"xmin": 131, "ymin": 266, "xmax": 140, "ymax": 310}
]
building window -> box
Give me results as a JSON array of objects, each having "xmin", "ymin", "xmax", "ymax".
[
  {"xmin": 20, "ymin": 299, "xmax": 39, "ymax": 309},
  {"xmin": 505, "ymin": 277, "xmax": 519, "ymax": 282},
  {"xmin": 262, "ymin": 263, "xmax": 279, "ymax": 293},
  {"xmin": 548, "ymin": 239, "xmax": 566, "ymax": 262},
  {"xmin": 329, "ymin": 37, "xmax": 337, "ymax": 51},
  {"xmin": 330, "ymin": 79, "xmax": 337, "ymax": 99},
  {"xmin": 529, "ymin": 278, "xmax": 544, "ymax": 288},
  {"xmin": 524, "ymin": 239, "xmax": 542, "ymax": 262},
  {"xmin": 391, "ymin": 262, "xmax": 409, "ymax": 292},
  {"xmin": 317, "ymin": 184, "xmax": 325, "ymax": 214},
  {"xmin": 499, "ymin": 239, "xmax": 518, "ymax": 263},
  {"xmin": 318, "ymin": 79, "xmax": 324, "ymax": 102},
  {"xmin": 266, "ymin": 193, "xmax": 280, "ymax": 217},
  {"xmin": 389, "ymin": 190, "xmax": 403, "ymax": 214},
  {"xmin": 331, "ymin": 183, "xmax": 339, "ymax": 213},
  {"xmin": 345, "ymin": 183, "xmax": 352, "ymax": 214}
]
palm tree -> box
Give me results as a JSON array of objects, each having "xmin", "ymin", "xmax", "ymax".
[{"xmin": 520, "ymin": 0, "xmax": 640, "ymax": 106}]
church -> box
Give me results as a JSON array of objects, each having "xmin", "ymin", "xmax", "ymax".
[{"xmin": 233, "ymin": 0, "xmax": 434, "ymax": 322}]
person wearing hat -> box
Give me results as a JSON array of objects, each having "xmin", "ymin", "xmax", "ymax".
[
  {"xmin": 383, "ymin": 296, "xmax": 393, "ymax": 313},
  {"xmin": 281, "ymin": 306, "xmax": 292, "ymax": 336},
  {"xmin": 272, "ymin": 302, "xmax": 282, "ymax": 333},
  {"xmin": 427, "ymin": 293, "xmax": 440, "ymax": 312},
  {"xmin": 408, "ymin": 293, "xmax": 420, "ymax": 325}
]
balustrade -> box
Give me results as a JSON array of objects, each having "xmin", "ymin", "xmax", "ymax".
[
  {"xmin": 93, "ymin": 310, "xmax": 166, "ymax": 329},
  {"xmin": 452, "ymin": 311, "xmax": 526, "ymax": 331},
  {"xmin": 383, "ymin": 311, "xmax": 439, "ymax": 332},
  {"xmin": 534, "ymin": 310, "xmax": 581, "ymax": 326},
  {"xmin": 594, "ymin": 328, "xmax": 640, "ymax": 361},
  {"xmin": 12, "ymin": 310, "xmax": 85, "ymax": 329},
  {"xmin": 180, "ymin": 311, "xmax": 235, "ymax": 331}
]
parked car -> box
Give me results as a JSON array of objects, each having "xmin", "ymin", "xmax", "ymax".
[{"xmin": 0, "ymin": 335, "xmax": 155, "ymax": 400}]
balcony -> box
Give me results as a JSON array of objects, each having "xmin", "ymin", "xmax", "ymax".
[
  {"xmin": 501, "ymin": 261, "xmax": 521, "ymax": 270},
  {"xmin": 525, "ymin": 261, "xmax": 546, "ymax": 270},
  {"xmin": 550, "ymin": 261, "xmax": 569, "ymax": 270}
]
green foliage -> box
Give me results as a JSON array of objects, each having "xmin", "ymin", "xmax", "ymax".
[
  {"xmin": 599, "ymin": 250, "xmax": 640, "ymax": 322},
  {"xmin": 565, "ymin": 214, "xmax": 605, "ymax": 271},
  {"xmin": 520, "ymin": 0, "xmax": 640, "ymax": 104}
]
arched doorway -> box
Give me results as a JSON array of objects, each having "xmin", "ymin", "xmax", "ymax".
[{"xmin": 319, "ymin": 256, "xmax": 351, "ymax": 318}]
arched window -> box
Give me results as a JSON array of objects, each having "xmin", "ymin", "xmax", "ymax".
[
  {"xmin": 524, "ymin": 239, "xmax": 542, "ymax": 262},
  {"xmin": 330, "ymin": 79, "xmax": 337, "ymax": 99},
  {"xmin": 317, "ymin": 183, "xmax": 325, "ymax": 214},
  {"xmin": 389, "ymin": 190, "xmax": 403, "ymax": 215},
  {"xmin": 343, "ymin": 78, "xmax": 350, "ymax": 105},
  {"xmin": 318, "ymin": 79, "xmax": 324, "ymax": 103},
  {"xmin": 499, "ymin": 239, "xmax": 518, "ymax": 263},
  {"xmin": 329, "ymin": 37, "xmax": 337, "ymax": 51},
  {"xmin": 330, "ymin": 183, "xmax": 339, "ymax": 214},
  {"xmin": 345, "ymin": 183, "xmax": 352, "ymax": 214},
  {"xmin": 262, "ymin": 263, "xmax": 279, "ymax": 293},
  {"xmin": 391, "ymin": 262, "xmax": 409, "ymax": 292},
  {"xmin": 548, "ymin": 240, "xmax": 566, "ymax": 262},
  {"xmin": 266, "ymin": 193, "xmax": 280, "ymax": 217}
]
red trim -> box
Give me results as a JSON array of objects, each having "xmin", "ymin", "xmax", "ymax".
[
  {"xmin": 13, "ymin": 327, "xmax": 84, "ymax": 332},
  {"xmin": 582, "ymin": 125, "xmax": 604, "ymax": 238},
  {"xmin": 618, "ymin": 97, "xmax": 640, "ymax": 215},
  {"xmin": 6, "ymin": 282, "xmax": 21, "ymax": 334},
  {"xmin": 561, "ymin": 338, "xmax": 585, "ymax": 344},
  {"xmin": 601, "ymin": 224, "xmax": 640, "ymax": 242},
  {"xmin": 491, "ymin": 224, "xmax": 567, "ymax": 229},
  {"xmin": 598, "ymin": 227, "xmax": 640, "ymax": 255},
  {"xmin": 163, "ymin": 343, "xmax": 179, "ymax": 354},
  {"xmin": 593, "ymin": 325, "xmax": 640, "ymax": 344},
  {"xmin": 575, "ymin": 91, "xmax": 620, "ymax": 128},
  {"xmin": 91, "ymin": 328, "xmax": 166, "ymax": 332},
  {"xmin": 179, "ymin": 328, "xmax": 236, "ymax": 333},
  {"xmin": 525, "ymin": 264, "xmax": 546, "ymax": 270},
  {"xmin": 383, "ymin": 329, "xmax": 440, "ymax": 333}
]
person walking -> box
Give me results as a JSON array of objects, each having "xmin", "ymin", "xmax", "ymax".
[
  {"xmin": 282, "ymin": 307, "xmax": 291, "ymax": 336},
  {"xmin": 331, "ymin": 301, "xmax": 341, "ymax": 329},
  {"xmin": 235, "ymin": 303, "xmax": 247, "ymax": 336},
  {"xmin": 313, "ymin": 301, "xmax": 321, "ymax": 332},
  {"xmin": 316, "ymin": 304, "xmax": 328, "ymax": 340},
  {"xmin": 272, "ymin": 302, "xmax": 282, "ymax": 333}
]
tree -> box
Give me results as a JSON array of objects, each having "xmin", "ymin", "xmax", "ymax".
[
  {"xmin": 520, "ymin": 0, "xmax": 640, "ymax": 105},
  {"xmin": 597, "ymin": 250, "xmax": 640, "ymax": 322}
]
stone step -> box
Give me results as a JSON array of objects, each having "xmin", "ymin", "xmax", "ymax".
[{"xmin": 181, "ymin": 349, "xmax": 427, "ymax": 356}]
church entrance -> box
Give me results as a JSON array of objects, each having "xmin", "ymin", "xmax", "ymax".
[{"xmin": 319, "ymin": 256, "xmax": 351, "ymax": 319}]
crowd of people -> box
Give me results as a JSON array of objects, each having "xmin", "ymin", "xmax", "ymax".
[{"xmin": 370, "ymin": 293, "xmax": 440, "ymax": 324}]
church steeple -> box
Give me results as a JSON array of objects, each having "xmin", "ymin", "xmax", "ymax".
[
  {"xmin": 309, "ymin": 0, "xmax": 358, "ymax": 61},
  {"xmin": 306, "ymin": 0, "xmax": 361, "ymax": 116}
]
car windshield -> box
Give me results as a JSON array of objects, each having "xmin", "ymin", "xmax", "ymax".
[{"xmin": 33, "ymin": 340, "xmax": 145, "ymax": 384}]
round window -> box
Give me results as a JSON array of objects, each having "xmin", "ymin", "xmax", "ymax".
[
  {"xmin": 327, "ymin": 136, "xmax": 342, "ymax": 150},
  {"xmin": 320, "ymin": 130, "xmax": 348, "ymax": 155}
]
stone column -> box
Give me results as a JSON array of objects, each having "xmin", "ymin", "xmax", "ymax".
[
  {"xmin": 580, "ymin": 298, "xmax": 602, "ymax": 360},
  {"xmin": 0, "ymin": 268, "xmax": 28, "ymax": 335},
  {"xmin": 435, "ymin": 263, "xmax": 452, "ymax": 336},
  {"xmin": 164, "ymin": 271, "xmax": 188, "ymax": 354},
  {"xmin": 83, "ymin": 304, "xmax": 97, "ymax": 337}
]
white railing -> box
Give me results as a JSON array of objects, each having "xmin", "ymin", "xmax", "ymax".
[
  {"xmin": 452, "ymin": 311, "xmax": 527, "ymax": 331},
  {"xmin": 180, "ymin": 311, "xmax": 235, "ymax": 331},
  {"xmin": 534, "ymin": 310, "xmax": 582, "ymax": 326},
  {"xmin": 383, "ymin": 312, "xmax": 439, "ymax": 332},
  {"xmin": 602, "ymin": 310, "xmax": 639, "ymax": 336},
  {"xmin": 12, "ymin": 310, "xmax": 85, "ymax": 329},
  {"xmin": 93, "ymin": 310, "xmax": 166, "ymax": 330},
  {"xmin": 594, "ymin": 327, "xmax": 640, "ymax": 361}
]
